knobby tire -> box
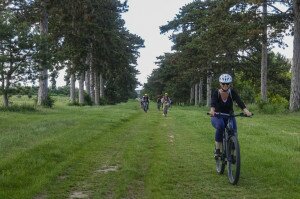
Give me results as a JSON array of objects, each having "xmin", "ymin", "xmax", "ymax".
[
  {"xmin": 163, "ymin": 104, "xmax": 168, "ymax": 116},
  {"xmin": 227, "ymin": 136, "xmax": 240, "ymax": 185},
  {"xmin": 143, "ymin": 102, "xmax": 148, "ymax": 113},
  {"xmin": 216, "ymin": 139, "xmax": 226, "ymax": 174}
]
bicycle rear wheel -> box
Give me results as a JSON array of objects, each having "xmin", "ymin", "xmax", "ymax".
[{"xmin": 227, "ymin": 136, "xmax": 240, "ymax": 185}]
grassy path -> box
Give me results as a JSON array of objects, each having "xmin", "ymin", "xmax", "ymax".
[{"xmin": 0, "ymin": 99, "xmax": 299, "ymax": 198}]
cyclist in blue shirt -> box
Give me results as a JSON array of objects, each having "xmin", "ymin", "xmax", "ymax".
[{"xmin": 209, "ymin": 74, "xmax": 252, "ymax": 158}]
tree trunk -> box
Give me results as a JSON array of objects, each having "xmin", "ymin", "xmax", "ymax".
[
  {"xmin": 206, "ymin": 72, "xmax": 212, "ymax": 107},
  {"xmin": 85, "ymin": 53, "xmax": 91, "ymax": 95},
  {"xmin": 95, "ymin": 72, "xmax": 100, "ymax": 105},
  {"xmin": 70, "ymin": 73, "xmax": 76, "ymax": 103},
  {"xmin": 3, "ymin": 93, "xmax": 9, "ymax": 107},
  {"xmin": 100, "ymin": 73, "xmax": 104, "ymax": 98},
  {"xmin": 261, "ymin": 0, "xmax": 268, "ymax": 102},
  {"xmin": 199, "ymin": 78, "xmax": 204, "ymax": 105},
  {"xmin": 194, "ymin": 83, "xmax": 198, "ymax": 106},
  {"xmin": 3, "ymin": 70, "xmax": 11, "ymax": 107},
  {"xmin": 290, "ymin": 0, "xmax": 300, "ymax": 111},
  {"xmin": 190, "ymin": 85, "xmax": 194, "ymax": 104},
  {"xmin": 79, "ymin": 72, "xmax": 85, "ymax": 104},
  {"xmin": 37, "ymin": 2, "xmax": 49, "ymax": 106},
  {"xmin": 85, "ymin": 69, "xmax": 90, "ymax": 95},
  {"xmin": 38, "ymin": 69, "xmax": 48, "ymax": 105},
  {"xmin": 90, "ymin": 67, "xmax": 95, "ymax": 104},
  {"xmin": 1, "ymin": 77, "xmax": 7, "ymax": 107}
]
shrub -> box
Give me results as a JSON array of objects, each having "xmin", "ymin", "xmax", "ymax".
[
  {"xmin": 99, "ymin": 97, "xmax": 109, "ymax": 105},
  {"xmin": 256, "ymin": 94, "xmax": 288, "ymax": 114},
  {"xmin": 34, "ymin": 95, "xmax": 55, "ymax": 108},
  {"xmin": 42, "ymin": 96, "xmax": 55, "ymax": 108},
  {"xmin": 84, "ymin": 93, "xmax": 93, "ymax": 106},
  {"xmin": 0, "ymin": 104, "xmax": 36, "ymax": 112},
  {"xmin": 68, "ymin": 101, "xmax": 80, "ymax": 106},
  {"xmin": 239, "ymin": 84, "xmax": 256, "ymax": 103},
  {"xmin": 269, "ymin": 94, "xmax": 289, "ymax": 107},
  {"xmin": 67, "ymin": 93, "xmax": 94, "ymax": 106}
]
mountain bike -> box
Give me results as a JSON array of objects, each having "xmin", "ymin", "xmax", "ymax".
[
  {"xmin": 163, "ymin": 102, "xmax": 169, "ymax": 116},
  {"xmin": 208, "ymin": 112, "xmax": 252, "ymax": 185},
  {"xmin": 142, "ymin": 101, "xmax": 148, "ymax": 113}
]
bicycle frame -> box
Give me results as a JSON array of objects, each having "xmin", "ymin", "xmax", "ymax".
[
  {"xmin": 163, "ymin": 103, "xmax": 169, "ymax": 116},
  {"xmin": 222, "ymin": 114, "xmax": 236, "ymax": 157},
  {"xmin": 142, "ymin": 101, "xmax": 148, "ymax": 112}
]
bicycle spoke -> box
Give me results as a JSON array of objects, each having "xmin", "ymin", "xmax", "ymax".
[{"xmin": 227, "ymin": 136, "xmax": 240, "ymax": 185}]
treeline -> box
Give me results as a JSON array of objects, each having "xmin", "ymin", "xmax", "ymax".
[
  {"xmin": 143, "ymin": 0, "xmax": 300, "ymax": 112},
  {"xmin": 0, "ymin": 85, "xmax": 71, "ymax": 97},
  {"xmin": 0, "ymin": 0, "xmax": 144, "ymax": 107}
]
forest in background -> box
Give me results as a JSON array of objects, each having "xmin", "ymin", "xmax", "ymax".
[
  {"xmin": 1, "ymin": 0, "xmax": 300, "ymax": 112},
  {"xmin": 143, "ymin": 0, "xmax": 300, "ymax": 112}
]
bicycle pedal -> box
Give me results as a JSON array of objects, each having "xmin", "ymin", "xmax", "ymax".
[{"xmin": 214, "ymin": 154, "xmax": 221, "ymax": 160}]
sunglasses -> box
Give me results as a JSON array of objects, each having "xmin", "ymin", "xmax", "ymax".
[{"xmin": 221, "ymin": 83, "xmax": 230, "ymax": 86}]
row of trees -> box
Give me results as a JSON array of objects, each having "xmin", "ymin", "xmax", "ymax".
[
  {"xmin": 0, "ymin": 0, "xmax": 144, "ymax": 107},
  {"xmin": 143, "ymin": 0, "xmax": 300, "ymax": 111}
]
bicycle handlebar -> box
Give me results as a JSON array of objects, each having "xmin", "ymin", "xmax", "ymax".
[{"xmin": 207, "ymin": 112, "xmax": 253, "ymax": 117}]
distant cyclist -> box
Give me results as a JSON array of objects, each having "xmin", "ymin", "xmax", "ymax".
[
  {"xmin": 161, "ymin": 93, "xmax": 171, "ymax": 116},
  {"xmin": 208, "ymin": 74, "xmax": 252, "ymax": 158},
  {"xmin": 156, "ymin": 95, "xmax": 162, "ymax": 110},
  {"xmin": 141, "ymin": 94, "xmax": 149, "ymax": 111}
]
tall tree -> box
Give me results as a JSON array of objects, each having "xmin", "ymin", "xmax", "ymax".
[
  {"xmin": 245, "ymin": 0, "xmax": 292, "ymax": 101},
  {"xmin": 0, "ymin": 9, "xmax": 34, "ymax": 107},
  {"xmin": 261, "ymin": 0, "xmax": 268, "ymax": 101},
  {"xmin": 37, "ymin": 0, "xmax": 49, "ymax": 106},
  {"xmin": 156, "ymin": 0, "xmax": 292, "ymax": 104},
  {"xmin": 290, "ymin": 0, "xmax": 300, "ymax": 111}
]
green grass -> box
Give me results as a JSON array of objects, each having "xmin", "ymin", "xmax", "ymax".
[{"xmin": 0, "ymin": 97, "xmax": 299, "ymax": 198}]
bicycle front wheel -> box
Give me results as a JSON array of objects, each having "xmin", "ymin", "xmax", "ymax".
[
  {"xmin": 227, "ymin": 136, "xmax": 240, "ymax": 185},
  {"xmin": 143, "ymin": 102, "xmax": 148, "ymax": 112},
  {"xmin": 216, "ymin": 140, "xmax": 226, "ymax": 174},
  {"xmin": 163, "ymin": 104, "xmax": 168, "ymax": 116}
]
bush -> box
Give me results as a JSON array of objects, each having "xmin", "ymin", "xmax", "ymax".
[
  {"xmin": 43, "ymin": 96, "xmax": 55, "ymax": 108},
  {"xmin": 68, "ymin": 101, "xmax": 81, "ymax": 106},
  {"xmin": 239, "ymin": 84, "xmax": 256, "ymax": 103},
  {"xmin": 84, "ymin": 93, "xmax": 93, "ymax": 106},
  {"xmin": 0, "ymin": 104, "xmax": 37, "ymax": 112},
  {"xmin": 34, "ymin": 95, "xmax": 55, "ymax": 108},
  {"xmin": 99, "ymin": 97, "xmax": 109, "ymax": 105},
  {"xmin": 269, "ymin": 94, "xmax": 289, "ymax": 106},
  {"xmin": 67, "ymin": 93, "xmax": 94, "ymax": 106},
  {"xmin": 256, "ymin": 94, "xmax": 288, "ymax": 114}
]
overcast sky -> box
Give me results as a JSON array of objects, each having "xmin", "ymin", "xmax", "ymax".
[{"xmin": 122, "ymin": 0, "xmax": 194, "ymax": 89}]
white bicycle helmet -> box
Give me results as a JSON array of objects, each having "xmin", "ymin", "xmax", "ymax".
[{"xmin": 219, "ymin": 74, "xmax": 232, "ymax": 83}]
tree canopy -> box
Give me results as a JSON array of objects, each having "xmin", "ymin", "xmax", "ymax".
[
  {"xmin": 144, "ymin": 0, "xmax": 292, "ymax": 107},
  {"xmin": 0, "ymin": 0, "xmax": 144, "ymax": 105}
]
